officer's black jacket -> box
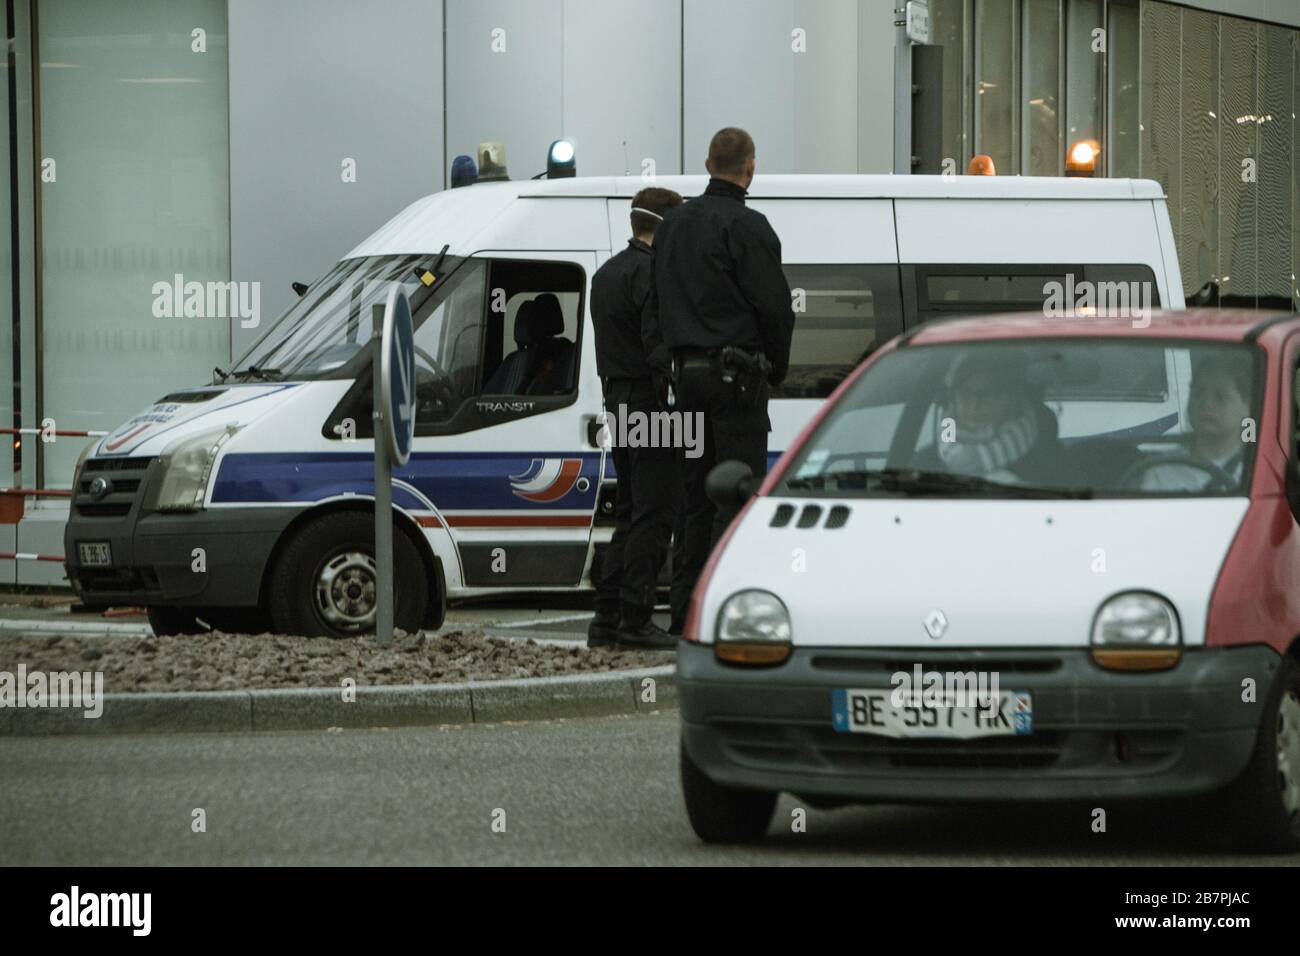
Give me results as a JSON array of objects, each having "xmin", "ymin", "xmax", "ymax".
[
  {"xmin": 590, "ymin": 237, "xmax": 655, "ymax": 380},
  {"xmin": 644, "ymin": 177, "xmax": 794, "ymax": 384}
]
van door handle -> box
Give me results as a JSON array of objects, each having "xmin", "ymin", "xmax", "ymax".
[{"xmin": 584, "ymin": 415, "xmax": 605, "ymax": 449}]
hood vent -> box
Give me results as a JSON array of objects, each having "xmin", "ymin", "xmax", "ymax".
[
  {"xmin": 769, "ymin": 502, "xmax": 851, "ymax": 529},
  {"xmin": 770, "ymin": 504, "xmax": 795, "ymax": 527}
]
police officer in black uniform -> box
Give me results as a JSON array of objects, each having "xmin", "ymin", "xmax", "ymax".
[
  {"xmin": 587, "ymin": 187, "xmax": 684, "ymax": 650},
  {"xmin": 646, "ymin": 128, "xmax": 793, "ymax": 631}
]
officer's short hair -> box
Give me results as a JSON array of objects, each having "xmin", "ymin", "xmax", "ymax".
[
  {"xmin": 706, "ymin": 127, "xmax": 755, "ymax": 177},
  {"xmin": 630, "ymin": 187, "xmax": 683, "ymax": 238}
]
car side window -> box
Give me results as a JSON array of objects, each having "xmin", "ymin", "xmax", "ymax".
[
  {"xmin": 775, "ymin": 264, "xmax": 903, "ymax": 399},
  {"xmin": 1292, "ymin": 355, "xmax": 1300, "ymax": 459}
]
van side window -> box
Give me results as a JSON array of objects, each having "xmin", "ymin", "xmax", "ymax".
[
  {"xmin": 411, "ymin": 258, "xmax": 488, "ymax": 423},
  {"xmin": 909, "ymin": 264, "xmax": 1160, "ymax": 324},
  {"xmin": 480, "ymin": 260, "xmax": 583, "ymax": 397},
  {"xmin": 776, "ymin": 264, "xmax": 903, "ymax": 399},
  {"xmin": 323, "ymin": 257, "xmax": 585, "ymax": 439}
]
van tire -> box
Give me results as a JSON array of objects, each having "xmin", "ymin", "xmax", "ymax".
[
  {"xmin": 1221, "ymin": 655, "xmax": 1300, "ymax": 853},
  {"xmin": 268, "ymin": 511, "xmax": 428, "ymax": 638},
  {"xmin": 146, "ymin": 606, "xmax": 207, "ymax": 637},
  {"xmin": 199, "ymin": 606, "xmax": 273, "ymax": 635},
  {"xmin": 680, "ymin": 738, "xmax": 776, "ymax": 843}
]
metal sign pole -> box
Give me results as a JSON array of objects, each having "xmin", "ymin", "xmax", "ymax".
[{"xmin": 372, "ymin": 307, "xmax": 394, "ymax": 645}]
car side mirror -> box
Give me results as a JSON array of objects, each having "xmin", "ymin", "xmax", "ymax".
[
  {"xmin": 1288, "ymin": 446, "xmax": 1300, "ymax": 521},
  {"xmin": 707, "ymin": 460, "xmax": 757, "ymax": 510}
]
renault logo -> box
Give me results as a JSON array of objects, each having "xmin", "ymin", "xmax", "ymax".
[
  {"xmin": 923, "ymin": 609, "xmax": 948, "ymax": 640},
  {"xmin": 89, "ymin": 476, "xmax": 113, "ymax": 500}
]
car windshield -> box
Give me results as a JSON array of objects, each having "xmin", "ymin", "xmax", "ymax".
[
  {"xmin": 777, "ymin": 339, "xmax": 1263, "ymax": 499},
  {"xmin": 228, "ymin": 254, "xmax": 465, "ymax": 381}
]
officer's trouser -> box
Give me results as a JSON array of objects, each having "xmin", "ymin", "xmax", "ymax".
[
  {"xmin": 593, "ymin": 377, "xmax": 680, "ymax": 628},
  {"xmin": 673, "ymin": 360, "xmax": 769, "ymax": 623}
]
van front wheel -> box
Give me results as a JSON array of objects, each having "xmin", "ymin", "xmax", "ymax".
[
  {"xmin": 269, "ymin": 511, "xmax": 429, "ymax": 638},
  {"xmin": 146, "ymin": 606, "xmax": 206, "ymax": 637}
]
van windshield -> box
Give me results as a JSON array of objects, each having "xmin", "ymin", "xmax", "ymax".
[
  {"xmin": 229, "ymin": 254, "xmax": 464, "ymax": 381},
  {"xmin": 777, "ymin": 339, "xmax": 1262, "ymax": 499}
]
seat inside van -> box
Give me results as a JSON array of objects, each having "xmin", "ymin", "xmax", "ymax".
[{"xmin": 483, "ymin": 292, "xmax": 576, "ymax": 395}]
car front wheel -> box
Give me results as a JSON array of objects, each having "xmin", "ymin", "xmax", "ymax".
[
  {"xmin": 1222, "ymin": 655, "xmax": 1300, "ymax": 853},
  {"xmin": 680, "ymin": 738, "xmax": 776, "ymax": 843}
]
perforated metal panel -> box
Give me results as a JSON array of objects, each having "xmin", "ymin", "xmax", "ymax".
[
  {"xmin": 1219, "ymin": 17, "xmax": 1259, "ymax": 304},
  {"xmin": 1180, "ymin": 8, "xmax": 1220, "ymax": 301},
  {"xmin": 1294, "ymin": 32, "xmax": 1300, "ymax": 305},
  {"xmin": 1140, "ymin": 1, "xmax": 1182, "ymax": 212},
  {"xmin": 1258, "ymin": 25, "xmax": 1294, "ymax": 303}
]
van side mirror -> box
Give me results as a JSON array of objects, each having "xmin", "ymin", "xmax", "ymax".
[
  {"xmin": 707, "ymin": 460, "xmax": 757, "ymax": 510},
  {"xmin": 292, "ymin": 281, "xmax": 309, "ymax": 297}
]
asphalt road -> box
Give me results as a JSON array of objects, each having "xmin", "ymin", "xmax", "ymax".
[{"xmin": 1, "ymin": 711, "xmax": 1296, "ymax": 866}]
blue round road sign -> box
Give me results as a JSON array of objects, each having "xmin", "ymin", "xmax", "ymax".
[{"xmin": 380, "ymin": 285, "xmax": 416, "ymax": 466}]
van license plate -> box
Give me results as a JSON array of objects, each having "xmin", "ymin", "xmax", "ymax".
[
  {"xmin": 78, "ymin": 542, "xmax": 112, "ymax": 567},
  {"xmin": 831, "ymin": 688, "xmax": 1033, "ymax": 738}
]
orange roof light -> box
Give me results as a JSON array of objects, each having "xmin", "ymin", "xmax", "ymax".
[
  {"xmin": 1066, "ymin": 139, "xmax": 1100, "ymax": 177},
  {"xmin": 967, "ymin": 154, "xmax": 996, "ymax": 176}
]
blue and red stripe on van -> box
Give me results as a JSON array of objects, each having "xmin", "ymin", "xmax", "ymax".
[{"xmin": 210, "ymin": 451, "xmax": 602, "ymax": 527}]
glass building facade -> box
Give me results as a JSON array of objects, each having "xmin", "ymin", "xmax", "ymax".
[{"xmin": 930, "ymin": 0, "xmax": 1300, "ymax": 307}]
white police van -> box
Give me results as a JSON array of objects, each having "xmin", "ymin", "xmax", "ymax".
[{"xmin": 63, "ymin": 173, "xmax": 1184, "ymax": 637}]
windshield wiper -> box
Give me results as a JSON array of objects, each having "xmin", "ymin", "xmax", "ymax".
[
  {"xmin": 784, "ymin": 467, "xmax": 1092, "ymax": 499},
  {"xmin": 218, "ymin": 365, "xmax": 284, "ymax": 383}
]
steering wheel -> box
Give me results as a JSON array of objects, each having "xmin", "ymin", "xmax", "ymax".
[
  {"xmin": 414, "ymin": 345, "xmax": 444, "ymax": 376},
  {"xmin": 411, "ymin": 346, "xmax": 456, "ymax": 420},
  {"xmin": 1119, "ymin": 454, "xmax": 1236, "ymax": 493}
]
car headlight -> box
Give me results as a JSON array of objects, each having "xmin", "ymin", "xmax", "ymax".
[
  {"xmin": 715, "ymin": 589, "xmax": 792, "ymax": 666},
  {"xmin": 1090, "ymin": 591, "xmax": 1181, "ymax": 671},
  {"xmin": 155, "ymin": 425, "xmax": 238, "ymax": 512}
]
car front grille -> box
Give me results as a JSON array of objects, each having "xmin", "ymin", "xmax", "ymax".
[
  {"xmin": 709, "ymin": 719, "xmax": 1184, "ymax": 776},
  {"xmin": 809, "ymin": 653, "xmax": 1064, "ymax": 675},
  {"xmin": 72, "ymin": 457, "xmax": 155, "ymax": 518}
]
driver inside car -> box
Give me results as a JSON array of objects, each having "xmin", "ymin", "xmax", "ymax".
[
  {"xmin": 916, "ymin": 350, "xmax": 1059, "ymax": 484},
  {"xmin": 1139, "ymin": 356, "xmax": 1253, "ymax": 492}
]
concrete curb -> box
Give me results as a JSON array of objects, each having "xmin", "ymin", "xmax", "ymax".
[{"xmin": 1, "ymin": 665, "xmax": 676, "ymax": 737}]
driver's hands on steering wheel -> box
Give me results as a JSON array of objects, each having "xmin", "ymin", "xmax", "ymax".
[{"xmin": 1120, "ymin": 454, "xmax": 1236, "ymax": 493}]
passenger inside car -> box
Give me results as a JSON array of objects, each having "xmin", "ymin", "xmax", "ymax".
[
  {"xmin": 915, "ymin": 351, "xmax": 1060, "ymax": 484},
  {"xmin": 1137, "ymin": 354, "xmax": 1254, "ymax": 492}
]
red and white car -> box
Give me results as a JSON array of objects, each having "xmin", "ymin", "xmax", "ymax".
[{"xmin": 679, "ymin": 309, "xmax": 1300, "ymax": 852}]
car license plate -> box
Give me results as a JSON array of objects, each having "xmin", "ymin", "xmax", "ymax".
[
  {"xmin": 77, "ymin": 542, "xmax": 112, "ymax": 567},
  {"xmin": 831, "ymin": 688, "xmax": 1033, "ymax": 738}
]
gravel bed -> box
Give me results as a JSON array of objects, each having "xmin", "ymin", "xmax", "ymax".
[{"xmin": 0, "ymin": 629, "xmax": 670, "ymax": 694}]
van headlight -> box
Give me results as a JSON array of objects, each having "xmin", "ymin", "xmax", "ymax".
[
  {"xmin": 716, "ymin": 590, "xmax": 792, "ymax": 666},
  {"xmin": 1090, "ymin": 591, "xmax": 1181, "ymax": 671},
  {"xmin": 155, "ymin": 425, "xmax": 238, "ymax": 512}
]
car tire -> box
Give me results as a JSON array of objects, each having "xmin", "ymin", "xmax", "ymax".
[
  {"xmin": 1222, "ymin": 655, "xmax": 1300, "ymax": 853},
  {"xmin": 680, "ymin": 738, "xmax": 776, "ymax": 843},
  {"xmin": 146, "ymin": 605, "xmax": 207, "ymax": 637},
  {"xmin": 268, "ymin": 511, "xmax": 429, "ymax": 638}
]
